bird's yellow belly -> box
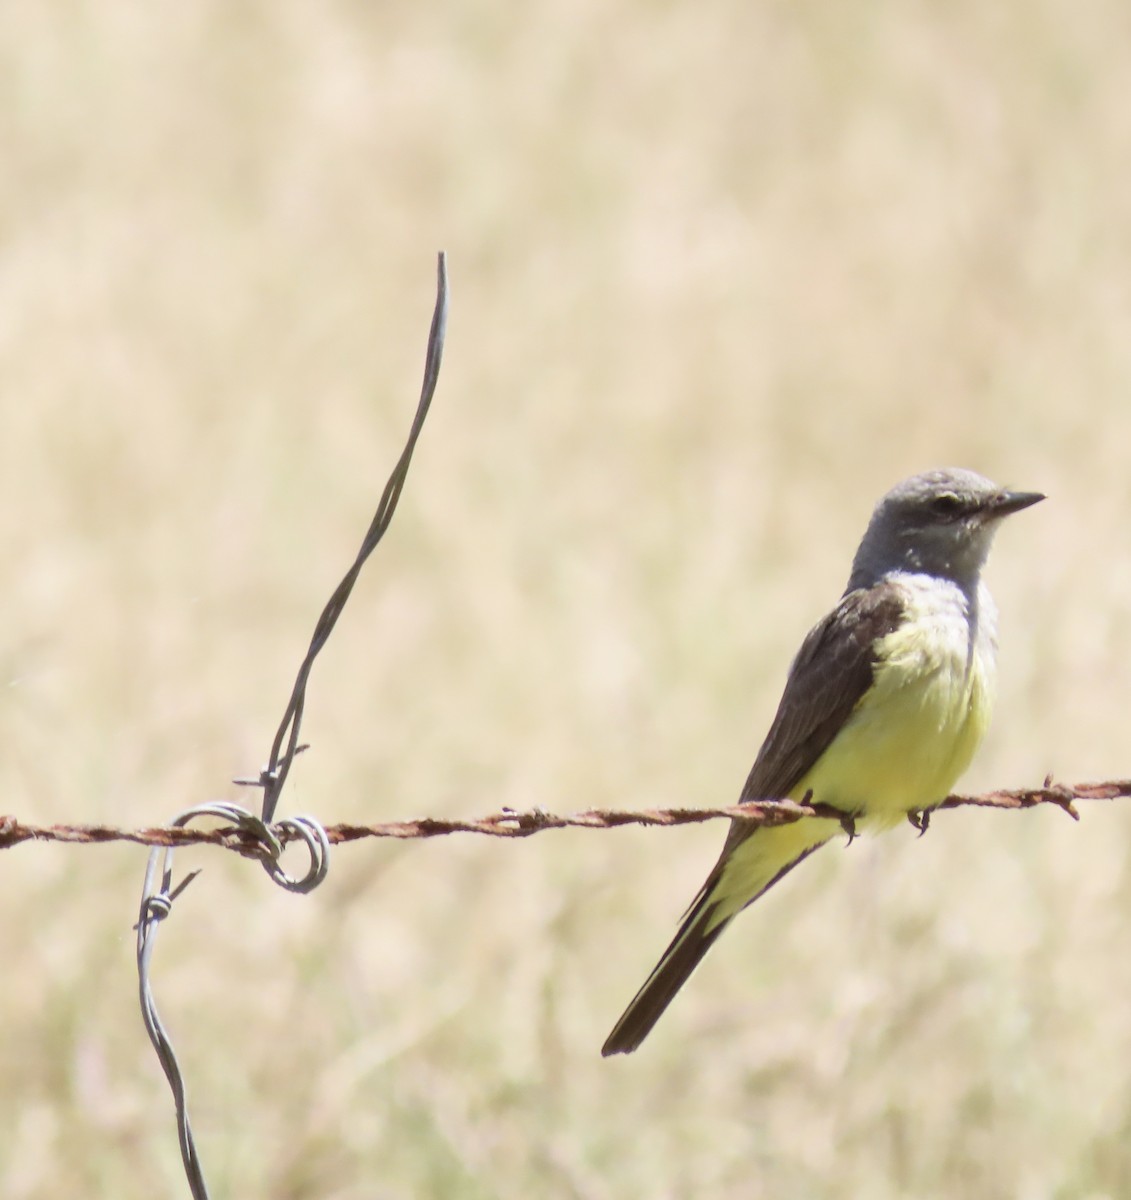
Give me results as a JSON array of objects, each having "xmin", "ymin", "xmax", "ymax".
[
  {"xmin": 711, "ymin": 578, "xmax": 997, "ymax": 923},
  {"xmin": 792, "ymin": 615, "xmax": 994, "ymax": 828}
]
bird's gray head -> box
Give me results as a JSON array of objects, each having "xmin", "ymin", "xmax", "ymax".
[{"xmin": 847, "ymin": 467, "xmax": 1043, "ymax": 592}]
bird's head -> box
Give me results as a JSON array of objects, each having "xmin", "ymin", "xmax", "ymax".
[{"xmin": 848, "ymin": 467, "xmax": 1044, "ymax": 591}]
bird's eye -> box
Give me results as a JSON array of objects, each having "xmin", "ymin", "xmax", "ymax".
[{"xmin": 929, "ymin": 493, "xmax": 963, "ymax": 518}]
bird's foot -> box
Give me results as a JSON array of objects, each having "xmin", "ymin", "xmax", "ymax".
[
  {"xmin": 907, "ymin": 809, "xmax": 931, "ymax": 837},
  {"xmin": 839, "ymin": 812, "xmax": 858, "ymax": 845}
]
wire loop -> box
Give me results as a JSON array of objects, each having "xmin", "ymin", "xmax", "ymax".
[{"xmin": 263, "ymin": 814, "xmax": 331, "ymax": 892}]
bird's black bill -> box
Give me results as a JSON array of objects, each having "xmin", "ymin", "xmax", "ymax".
[{"xmin": 990, "ymin": 489, "xmax": 1045, "ymax": 517}]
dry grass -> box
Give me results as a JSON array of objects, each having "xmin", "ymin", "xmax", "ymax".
[{"xmin": 3, "ymin": 1, "xmax": 1131, "ymax": 1196}]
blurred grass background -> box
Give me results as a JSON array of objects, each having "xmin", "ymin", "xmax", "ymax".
[{"xmin": 2, "ymin": 1, "xmax": 1131, "ymax": 1196}]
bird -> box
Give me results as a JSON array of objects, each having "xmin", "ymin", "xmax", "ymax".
[{"xmin": 601, "ymin": 467, "xmax": 1043, "ymax": 1056}]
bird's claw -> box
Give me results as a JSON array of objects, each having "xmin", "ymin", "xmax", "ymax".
[
  {"xmin": 907, "ymin": 809, "xmax": 931, "ymax": 837},
  {"xmin": 839, "ymin": 812, "xmax": 858, "ymax": 845}
]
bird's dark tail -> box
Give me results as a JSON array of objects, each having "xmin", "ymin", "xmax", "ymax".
[
  {"xmin": 601, "ymin": 891, "xmax": 730, "ymax": 1057},
  {"xmin": 601, "ymin": 830, "xmax": 830, "ymax": 1056}
]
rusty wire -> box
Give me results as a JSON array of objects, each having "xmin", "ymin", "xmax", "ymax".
[{"xmin": 5, "ymin": 779, "xmax": 1127, "ymax": 857}]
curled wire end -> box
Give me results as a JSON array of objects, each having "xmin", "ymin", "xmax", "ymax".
[
  {"xmin": 262, "ymin": 815, "xmax": 331, "ymax": 893},
  {"xmin": 155, "ymin": 803, "xmax": 331, "ymax": 894}
]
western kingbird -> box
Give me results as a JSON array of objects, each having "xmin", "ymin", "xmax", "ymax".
[{"xmin": 602, "ymin": 467, "xmax": 1043, "ymax": 1057}]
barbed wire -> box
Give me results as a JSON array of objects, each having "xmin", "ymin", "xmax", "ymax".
[
  {"xmin": 254, "ymin": 254, "xmax": 449, "ymax": 829},
  {"xmin": 5, "ymin": 778, "xmax": 1128, "ymax": 858},
  {"xmin": 128, "ymin": 253, "xmax": 450, "ymax": 1200}
]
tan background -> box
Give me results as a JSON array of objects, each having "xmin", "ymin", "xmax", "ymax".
[{"xmin": 2, "ymin": 2, "xmax": 1130, "ymax": 1197}]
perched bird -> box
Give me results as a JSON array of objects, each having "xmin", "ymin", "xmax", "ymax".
[{"xmin": 602, "ymin": 468, "xmax": 1043, "ymax": 1056}]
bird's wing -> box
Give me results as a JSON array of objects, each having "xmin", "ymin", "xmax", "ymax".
[{"xmin": 720, "ymin": 581, "xmax": 906, "ymax": 852}]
